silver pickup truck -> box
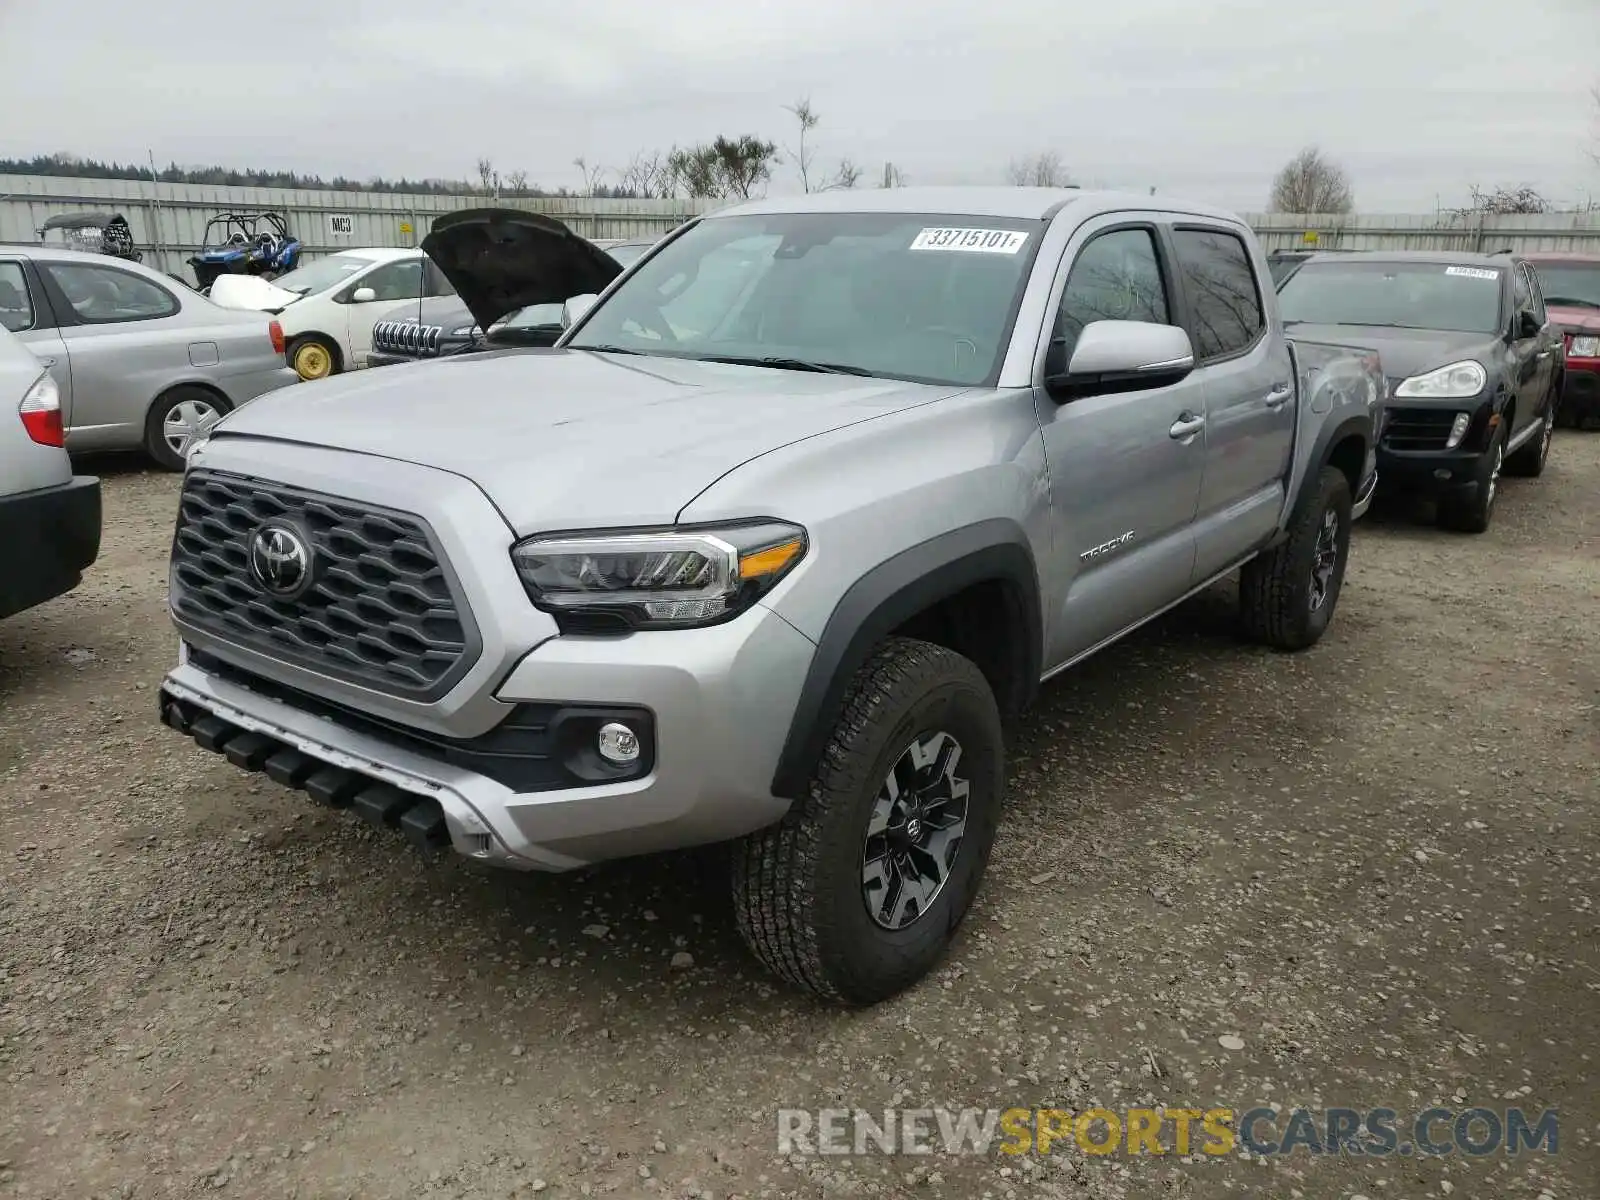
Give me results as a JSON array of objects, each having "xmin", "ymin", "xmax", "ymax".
[{"xmin": 157, "ymin": 191, "xmax": 1380, "ymax": 1005}]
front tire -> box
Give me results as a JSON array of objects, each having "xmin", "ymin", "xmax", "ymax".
[
  {"xmin": 289, "ymin": 335, "xmax": 339, "ymax": 381},
  {"xmin": 1437, "ymin": 426, "xmax": 1504, "ymax": 533},
  {"xmin": 144, "ymin": 386, "xmax": 231, "ymax": 471},
  {"xmin": 732, "ymin": 637, "xmax": 1004, "ymax": 1005},
  {"xmin": 1239, "ymin": 465, "xmax": 1353, "ymax": 651}
]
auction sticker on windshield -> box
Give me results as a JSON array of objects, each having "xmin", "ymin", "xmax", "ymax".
[
  {"xmin": 911, "ymin": 228, "xmax": 1030, "ymax": 254},
  {"xmin": 1445, "ymin": 266, "xmax": 1500, "ymax": 280}
]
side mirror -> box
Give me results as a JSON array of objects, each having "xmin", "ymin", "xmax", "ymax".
[
  {"xmin": 1516, "ymin": 310, "xmax": 1541, "ymax": 339},
  {"xmin": 350, "ymin": 286, "xmax": 377, "ymax": 304},
  {"xmin": 1044, "ymin": 321, "xmax": 1196, "ymax": 402},
  {"xmin": 561, "ymin": 293, "xmax": 598, "ymax": 329}
]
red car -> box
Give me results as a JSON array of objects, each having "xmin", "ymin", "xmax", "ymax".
[{"xmin": 1524, "ymin": 252, "xmax": 1600, "ymax": 427}]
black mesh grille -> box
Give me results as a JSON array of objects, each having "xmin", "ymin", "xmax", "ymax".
[
  {"xmin": 171, "ymin": 470, "xmax": 476, "ymax": 700},
  {"xmin": 1380, "ymin": 405, "xmax": 1459, "ymax": 452}
]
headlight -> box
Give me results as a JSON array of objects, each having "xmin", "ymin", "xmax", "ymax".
[
  {"xmin": 449, "ymin": 325, "xmax": 481, "ymax": 338},
  {"xmin": 511, "ymin": 521, "xmax": 807, "ymax": 630},
  {"xmin": 1393, "ymin": 360, "xmax": 1487, "ymax": 399},
  {"xmin": 1570, "ymin": 335, "xmax": 1600, "ymax": 358}
]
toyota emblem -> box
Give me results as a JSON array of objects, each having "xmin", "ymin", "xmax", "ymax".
[{"xmin": 248, "ymin": 522, "xmax": 314, "ymax": 598}]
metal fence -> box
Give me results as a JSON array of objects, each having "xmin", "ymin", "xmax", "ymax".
[
  {"xmin": 0, "ymin": 174, "xmax": 713, "ymax": 276},
  {"xmin": 4, "ymin": 174, "xmax": 1599, "ymax": 280}
]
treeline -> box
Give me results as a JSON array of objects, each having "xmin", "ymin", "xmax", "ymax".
[{"xmin": 0, "ymin": 153, "xmax": 642, "ymax": 198}]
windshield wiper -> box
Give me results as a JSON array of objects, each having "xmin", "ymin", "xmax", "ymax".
[
  {"xmin": 577, "ymin": 344, "xmax": 645, "ymax": 356},
  {"xmin": 699, "ymin": 354, "xmax": 876, "ymax": 377}
]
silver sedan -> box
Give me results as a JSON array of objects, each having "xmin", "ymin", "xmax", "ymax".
[{"xmin": 0, "ymin": 245, "xmax": 300, "ymax": 469}]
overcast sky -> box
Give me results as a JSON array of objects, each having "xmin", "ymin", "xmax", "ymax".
[{"xmin": 1, "ymin": 0, "xmax": 1596, "ymax": 211}]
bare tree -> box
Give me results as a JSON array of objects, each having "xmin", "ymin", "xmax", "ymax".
[
  {"xmin": 823, "ymin": 158, "xmax": 862, "ymax": 191},
  {"xmin": 1006, "ymin": 151, "xmax": 1070, "ymax": 187},
  {"xmin": 572, "ymin": 157, "xmax": 607, "ymax": 197},
  {"xmin": 475, "ymin": 157, "xmax": 495, "ymax": 195},
  {"xmin": 1268, "ymin": 147, "xmax": 1354, "ymax": 214},
  {"xmin": 504, "ymin": 169, "xmax": 529, "ymax": 196},
  {"xmin": 616, "ymin": 150, "xmax": 678, "ymax": 199},
  {"xmin": 785, "ymin": 98, "xmax": 821, "ymax": 192},
  {"xmin": 1590, "ymin": 85, "xmax": 1600, "ymax": 166},
  {"xmin": 879, "ymin": 162, "xmax": 906, "ymax": 189}
]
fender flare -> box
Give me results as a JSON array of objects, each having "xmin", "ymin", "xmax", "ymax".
[
  {"xmin": 1296, "ymin": 410, "xmax": 1371, "ymax": 507},
  {"xmin": 769, "ymin": 519, "xmax": 1042, "ymax": 800}
]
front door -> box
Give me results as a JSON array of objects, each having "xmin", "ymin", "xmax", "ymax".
[
  {"xmin": 1169, "ymin": 225, "xmax": 1296, "ymax": 580},
  {"xmin": 1033, "ymin": 219, "xmax": 1205, "ymax": 669},
  {"xmin": 1517, "ymin": 263, "xmax": 1558, "ymax": 427},
  {"xmin": 344, "ymin": 259, "xmax": 426, "ymax": 367}
]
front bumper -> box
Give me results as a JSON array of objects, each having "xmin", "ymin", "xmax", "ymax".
[
  {"xmin": 1375, "ymin": 445, "xmax": 1488, "ymax": 497},
  {"xmin": 158, "ymin": 601, "xmax": 816, "ymax": 872},
  {"xmin": 0, "ymin": 475, "xmax": 101, "ymax": 619}
]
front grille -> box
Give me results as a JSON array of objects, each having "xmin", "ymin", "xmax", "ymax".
[
  {"xmin": 1380, "ymin": 406, "xmax": 1458, "ymax": 452},
  {"xmin": 372, "ymin": 320, "xmax": 443, "ymax": 358},
  {"xmin": 170, "ymin": 470, "xmax": 478, "ymax": 701}
]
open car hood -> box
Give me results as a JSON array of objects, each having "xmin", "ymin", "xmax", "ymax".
[
  {"xmin": 206, "ymin": 274, "xmax": 300, "ymax": 312},
  {"xmin": 419, "ymin": 209, "xmax": 623, "ymax": 331}
]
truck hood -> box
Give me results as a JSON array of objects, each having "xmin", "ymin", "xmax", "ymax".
[
  {"xmin": 206, "ymin": 274, "xmax": 300, "ymax": 312},
  {"xmin": 1546, "ymin": 304, "xmax": 1600, "ymax": 335},
  {"xmin": 1281, "ymin": 323, "xmax": 1502, "ymax": 384},
  {"xmin": 420, "ymin": 209, "xmax": 623, "ymax": 331},
  {"xmin": 210, "ymin": 349, "xmax": 956, "ymax": 533}
]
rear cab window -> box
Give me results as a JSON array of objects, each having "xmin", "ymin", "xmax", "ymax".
[{"xmin": 1171, "ymin": 228, "xmax": 1265, "ymax": 360}]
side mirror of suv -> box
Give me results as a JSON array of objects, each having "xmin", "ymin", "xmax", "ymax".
[
  {"xmin": 1516, "ymin": 310, "xmax": 1541, "ymax": 339},
  {"xmin": 561, "ymin": 294, "xmax": 598, "ymax": 329},
  {"xmin": 1045, "ymin": 321, "xmax": 1196, "ymax": 402}
]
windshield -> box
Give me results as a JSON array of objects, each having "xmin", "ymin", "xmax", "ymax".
[
  {"xmin": 1277, "ymin": 260, "xmax": 1503, "ymax": 334},
  {"xmin": 607, "ymin": 242, "xmax": 651, "ymax": 267},
  {"xmin": 566, "ymin": 212, "xmax": 1044, "ymax": 385},
  {"xmin": 1532, "ymin": 263, "xmax": 1600, "ymax": 310},
  {"xmin": 269, "ymin": 253, "xmax": 375, "ymax": 296}
]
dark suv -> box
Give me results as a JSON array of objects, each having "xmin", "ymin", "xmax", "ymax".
[
  {"xmin": 1276, "ymin": 250, "xmax": 1562, "ymax": 532},
  {"xmin": 1522, "ymin": 252, "xmax": 1600, "ymax": 428}
]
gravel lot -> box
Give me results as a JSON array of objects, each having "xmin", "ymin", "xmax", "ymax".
[{"xmin": 2, "ymin": 436, "xmax": 1596, "ymax": 1200}]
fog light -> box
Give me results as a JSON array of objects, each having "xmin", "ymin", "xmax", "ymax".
[
  {"xmin": 596, "ymin": 722, "xmax": 641, "ymax": 764},
  {"xmin": 1444, "ymin": 412, "xmax": 1472, "ymax": 449},
  {"xmin": 1434, "ymin": 468, "xmax": 1453, "ymax": 481}
]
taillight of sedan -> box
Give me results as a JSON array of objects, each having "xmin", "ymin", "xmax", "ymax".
[{"xmin": 269, "ymin": 320, "xmax": 286, "ymax": 357}]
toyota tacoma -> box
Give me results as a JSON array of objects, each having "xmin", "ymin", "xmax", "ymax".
[{"xmin": 157, "ymin": 192, "xmax": 1380, "ymax": 1004}]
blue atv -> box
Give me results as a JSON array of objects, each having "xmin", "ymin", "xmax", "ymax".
[{"xmin": 189, "ymin": 211, "xmax": 302, "ymax": 291}]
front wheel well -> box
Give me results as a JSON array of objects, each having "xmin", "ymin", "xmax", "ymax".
[
  {"xmin": 1325, "ymin": 431, "xmax": 1367, "ymax": 496},
  {"xmin": 889, "ymin": 579, "xmax": 1034, "ymax": 719}
]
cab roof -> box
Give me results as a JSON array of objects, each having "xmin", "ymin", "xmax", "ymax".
[{"xmin": 710, "ymin": 186, "xmax": 1247, "ymax": 225}]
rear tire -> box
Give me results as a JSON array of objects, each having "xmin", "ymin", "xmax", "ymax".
[
  {"xmin": 732, "ymin": 637, "xmax": 1004, "ymax": 1005},
  {"xmin": 1504, "ymin": 408, "xmax": 1553, "ymax": 478},
  {"xmin": 144, "ymin": 386, "xmax": 231, "ymax": 472},
  {"xmin": 1239, "ymin": 465, "xmax": 1353, "ymax": 651}
]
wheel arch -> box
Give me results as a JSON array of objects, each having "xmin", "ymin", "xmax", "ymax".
[{"xmin": 769, "ymin": 519, "xmax": 1042, "ymax": 801}]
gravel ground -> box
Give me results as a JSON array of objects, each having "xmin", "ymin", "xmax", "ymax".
[{"xmin": 2, "ymin": 437, "xmax": 1596, "ymax": 1200}]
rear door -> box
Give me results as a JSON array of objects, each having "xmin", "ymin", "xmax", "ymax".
[
  {"xmin": 1169, "ymin": 225, "xmax": 1296, "ymax": 581},
  {"xmin": 1518, "ymin": 262, "xmax": 1558, "ymax": 423},
  {"xmin": 1, "ymin": 257, "xmax": 74, "ymax": 424}
]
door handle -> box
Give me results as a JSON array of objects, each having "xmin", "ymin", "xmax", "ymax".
[
  {"xmin": 1263, "ymin": 384, "xmax": 1292, "ymax": 409},
  {"xmin": 37, "ymin": 356, "xmax": 57, "ymax": 368},
  {"xmin": 1536, "ymin": 351, "xmax": 1551, "ymax": 360},
  {"xmin": 1169, "ymin": 413, "xmax": 1206, "ymax": 440}
]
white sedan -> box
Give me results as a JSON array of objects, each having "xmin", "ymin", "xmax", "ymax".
[{"xmin": 207, "ymin": 248, "xmax": 454, "ymax": 380}]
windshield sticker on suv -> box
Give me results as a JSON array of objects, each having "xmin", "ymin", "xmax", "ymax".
[
  {"xmin": 910, "ymin": 228, "xmax": 1030, "ymax": 254},
  {"xmin": 1445, "ymin": 266, "xmax": 1500, "ymax": 280}
]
